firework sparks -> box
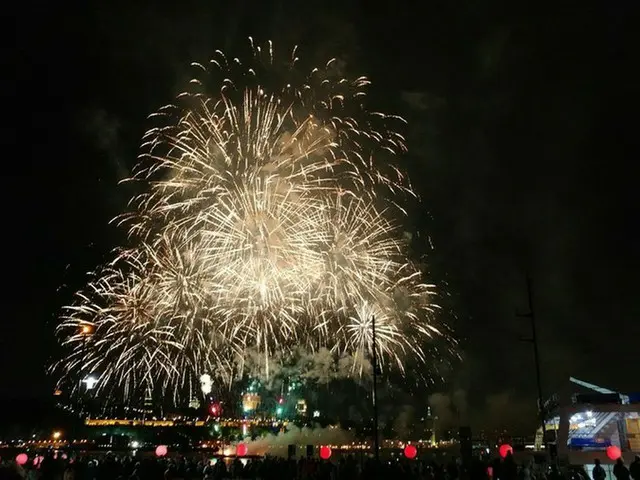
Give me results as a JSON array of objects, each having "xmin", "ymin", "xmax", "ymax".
[{"xmin": 53, "ymin": 40, "xmax": 455, "ymax": 401}]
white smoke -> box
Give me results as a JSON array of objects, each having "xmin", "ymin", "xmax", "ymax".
[{"xmin": 235, "ymin": 426, "xmax": 355, "ymax": 457}]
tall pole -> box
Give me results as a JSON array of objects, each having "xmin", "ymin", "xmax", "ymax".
[
  {"xmin": 371, "ymin": 316, "xmax": 380, "ymax": 463},
  {"xmin": 81, "ymin": 333, "xmax": 87, "ymax": 414},
  {"xmin": 78, "ymin": 326, "xmax": 91, "ymax": 416},
  {"xmin": 517, "ymin": 275, "xmax": 546, "ymax": 450}
]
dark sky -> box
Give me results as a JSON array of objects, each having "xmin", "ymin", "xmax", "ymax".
[{"xmin": 4, "ymin": 1, "xmax": 639, "ymax": 431}]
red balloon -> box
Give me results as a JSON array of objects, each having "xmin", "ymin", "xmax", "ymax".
[
  {"xmin": 499, "ymin": 444, "xmax": 513, "ymax": 459},
  {"xmin": 237, "ymin": 443, "xmax": 248, "ymax": 456},
  {"xmin": 320, "ymin": 445, "xmax": 332, "ymax": 460},
  {"xmin": 155, "ymin": 445, "xmax": 168, "ymax": 457},
  {"xmin": 404, "ymin": 444, "xmax": 417, "ymax": 459},
  {"xmin": 16, "ymin": 453, "xmax": 28, "ymax": 465},
  {"xmin": 607, "ymin": 445, "xmax": 621, "ymax": 460}
]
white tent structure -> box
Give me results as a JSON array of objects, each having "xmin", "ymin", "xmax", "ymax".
[{"xmin": 543, "ymin": 377, "xmax": 639, "ymax": 469}]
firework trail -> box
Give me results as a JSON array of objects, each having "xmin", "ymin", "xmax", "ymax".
[{"xmin": 53, "ymin": 39, "xmax": 455, "ymax": 401}]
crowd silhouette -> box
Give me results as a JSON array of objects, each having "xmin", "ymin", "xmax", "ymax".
[{"xmin": 1, "ymin": 451, "xmax": 639, "ymax": 480}]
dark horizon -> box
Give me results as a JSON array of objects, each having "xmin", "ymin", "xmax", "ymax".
[{"xmin": 4, "ymin": 1, "xmax": 638, "ymax": 434}]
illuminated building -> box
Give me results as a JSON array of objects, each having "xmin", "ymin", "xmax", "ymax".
[
  {"xmin": 542, "ymin": 377, "xmax": 639, "ymax": 474},
  {"xmin": 296, "ymin": 399, "xmax": 307, "ymax": 416},
  {"xmin": 242, "ymin": 393, "xmax": 260, "ymax": 412}
]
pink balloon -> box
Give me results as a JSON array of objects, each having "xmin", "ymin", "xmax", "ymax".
[
  {"xmin": 607, "ymin": 445, "xmax": 621, "ymax": 460},
  {"xmin": 320, "ymin": 446, "xmax": 332, "ymax": 460},
  {"xmin": 237, "ymin": 443, "xmax": 248, "ymax": 456},
  {"xmin": 404, "ymin": 444, "xmax": 417, "ymax": 459},
  {"xmin": 155, "ymin": 445, "xmax": 168, "ymax": 457},
  {"xmin": 499, "ymin": 444, "xmax": 513, "ymax": 459},
  {"xmin": 16, "ymin": 453, "xmax": 28, "ymax": 465}
]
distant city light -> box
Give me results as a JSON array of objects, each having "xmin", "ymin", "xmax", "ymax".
[
  {"xmin": 82, "ymin": 376, "xmax": 98, "ymax": 390},
  {"xmin": 52, "ymin": 431, "xmax": 61, "ymax": 440},
  {"xmin": 200, "ymin": 374, "xmax": 212, "ymax": 395},
  {"xmin": 130, "ymin": 441, "xmax": 140, "ymax": 449},
  {"xmin": 313, "ymin": 410, "xmax": 320, "ymax": 418},
  {"xmin": 296, "ymin": 399, "xmax": 308, "ymax": 415},
  {"xmin": 242, "ymin": 393, "xmax": 260, "ymax": 412}
]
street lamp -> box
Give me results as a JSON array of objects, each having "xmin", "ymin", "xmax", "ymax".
[
  {"xmin": 81, "ymin": 326, "xmax": 92, "ymax": 361},
  {"xmin": 77, "ymin": 325, "xmax": 93, "ymax": 412},
  {"xmin": 80, "ymin": 325, "xmax": 93, "ymax": 367}
]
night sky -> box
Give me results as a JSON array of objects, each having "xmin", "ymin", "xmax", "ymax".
[{"xmin": 4, "ymin": 2, "xmax": 638, "ymax": 432}]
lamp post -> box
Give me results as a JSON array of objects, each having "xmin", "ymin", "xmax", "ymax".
[
  {"xmin": 82, "ymin": 326, "xmax": 90, "ymax": 363},
  {"xmin": 371, "ymin": 316, "xmax": 380, "ymax": 463},
  {"xmin": 517, "ymin": 276, "xmax": 547, "ymax": 452},
  {"xmin": 78, "ymin": 325, "xmax": 92, "ymax": 413}
]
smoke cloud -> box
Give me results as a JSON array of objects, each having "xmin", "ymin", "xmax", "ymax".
[
  {"xmin": 79, "ymin": 108, "xmax": 129, "ymax": 181},
  {"xmin": 429, "ymin": 389, "xmax": 467, "ymax": 430},
  {"xmin": 429, "ymin": 389, "xmax": 536, "ymax": 436},
  {"xmin": 239, "ymin": 426, "xmax": 355, "ymax": 457},
  {"xmin": 392, "ymin": 405, "xmax": 415, "ymax": 439}
]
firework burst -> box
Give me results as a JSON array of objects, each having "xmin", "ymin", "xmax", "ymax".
[{"xmin": 53, "ymin": 39, "xmax": 455, "ymax": 402}]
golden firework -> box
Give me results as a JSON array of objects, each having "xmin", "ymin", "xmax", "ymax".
[{"xmin": 53, "ymin": 39, "xmax": 454, "ymax": 402}]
